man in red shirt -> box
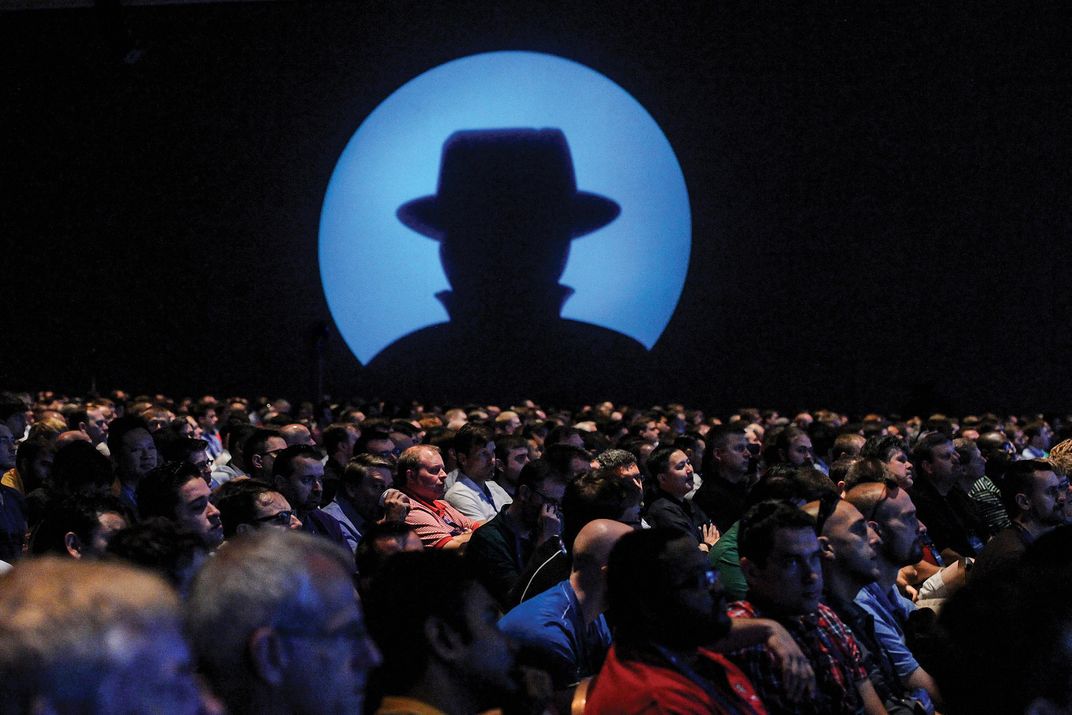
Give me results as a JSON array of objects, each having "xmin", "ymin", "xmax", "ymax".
[{"xmin": 398, "ymin": 444, "xmax": 477, "ymax": 549}]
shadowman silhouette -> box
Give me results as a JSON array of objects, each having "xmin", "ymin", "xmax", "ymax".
[{"xmin": 365, "ymin": 128, "xmax": 652, "ymax": 403}]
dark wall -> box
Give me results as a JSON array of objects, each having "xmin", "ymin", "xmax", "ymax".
[{"xmin": 4, "ymin": 2, "xmax": 1071, "ymax": 413}]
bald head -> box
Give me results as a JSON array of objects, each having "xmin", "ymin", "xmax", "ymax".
[
  {"xmin": 56, "ymin": 430, "xmax": 91, "ymax": 450},
  {"xmin": 280, "ymin": 423, "xmax": 314, "ymax": 447},
  {"xmin": 572, "ymin": 519, "xmax": 633, "ymax": 577}
]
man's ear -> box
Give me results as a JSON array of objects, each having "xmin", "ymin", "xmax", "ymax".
[
  {"xmin": 251, "ymin": 454, "xmax": 264, "ymax": 471},
  {"xmin": 236, "ymin": 523, "xmax": 253, "ymax": 536},
  {"xmin": 817, "ymin": 535, "xmax": 835, "ymax": 561},
  {"xmin": 248, "ymin": 626, "xmax": 286, "ymax": 686},
  {"xmin": 1015, "ymin": 492, "xmax": 1031, "ymax": 513},
  {"xmin": 423, "ymin": 616, "xmax": 464, "ymax": 663},
  {"xmin": 63, "ymin": 532, "xmax": 83, "ymax": 559}
]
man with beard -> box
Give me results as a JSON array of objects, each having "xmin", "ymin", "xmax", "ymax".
[
  {"xmin": 729, "ymin": 501, "xmax": 886, "ymax": 715},
  {"xmin": 367, "ymin": 550, "xmax": 523, "ymax": 715},
  {"xmin": 846, "ymin": 481, "xmax": 941, "ymax": 710},
  {"xmin": 970, "ymin": 459, "xmax": 1067, "ymax": 580},
  {"xmin": 808, "ymin": 492, "xmax": 935, "ymax": 714},
  {"xmin": 586, "ymin": 528, "xmax": 769, "ymax": 714}
]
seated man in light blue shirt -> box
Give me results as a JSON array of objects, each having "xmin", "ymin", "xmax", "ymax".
[{"xmin": 445, "ymin": 423, "xmax": 511, "ymax": 522}]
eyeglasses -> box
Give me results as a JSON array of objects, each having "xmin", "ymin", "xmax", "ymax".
[
  {"xmin": 673, "ymin": 567, "xmax": 718, "ymax": 591},
  {"xmin": 532, "ymin": 487, "xmax": 562, "ymax": 509},
  {"xmin": 255, "ymin": 510, "xmax": 293, "ymax": 526}
]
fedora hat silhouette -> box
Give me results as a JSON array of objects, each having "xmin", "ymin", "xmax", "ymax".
[{"xmin": 397, "ymin": 128, "xmax": 620, "ymax": 241}]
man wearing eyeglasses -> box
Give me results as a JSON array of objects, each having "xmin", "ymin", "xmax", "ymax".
[
  {"xmin": 465, "ymin": 458, "xmax": 567, "ymax": 610},
  {"xmin": 846, "ymin": 482, "xmax": 942, "ymax": 711}
]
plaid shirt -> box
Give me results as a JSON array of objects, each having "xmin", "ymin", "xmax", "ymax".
[{"xmin": 726, "ymin": 600, "xmax": 868, "ymax": 715}]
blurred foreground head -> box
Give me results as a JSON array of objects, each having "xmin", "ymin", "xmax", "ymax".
[{"xmin": 0, "ymin": 557, "xmax": 203, "ymax": 714}]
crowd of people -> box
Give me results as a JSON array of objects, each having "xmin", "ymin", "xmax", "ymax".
[{"xmin": 0, "ymin": 389, "xmax": 1070, "ymax": 714}]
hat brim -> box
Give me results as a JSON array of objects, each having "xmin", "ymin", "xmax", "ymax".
[{"xmin": 397, "ymin": 191, "xmax": 621, "ymax": 241}]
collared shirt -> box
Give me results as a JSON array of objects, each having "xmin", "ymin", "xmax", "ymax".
[
  {"xmin": 404, "ymin": 496, "xmax": 475, "ymax": 548},
  {"xmin": 444, "ymin": 473, "xmax": 512, "ymax": 522},
  {"xmin": 321, "ymin": 494, "xmax": 367, "ymax": 555},
  {"xmin": 499, "ymin": 579, "xmax": 611, "ymax": 688},
  {"xmin": 693, "ymin": 474, "xmax": 750, "ymax": 533},
  {"xmin": 726, "ymin": 600, "xmax": 868, "ymax": 715},
  {"xmin": 646, "ymin": 488, "xmax": 711, "ymax": 544},
  {"xmin": 853, "ymin": 583, "xmax": 920, "ymax": 682}
]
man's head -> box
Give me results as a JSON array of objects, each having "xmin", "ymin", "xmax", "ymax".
[
  {"xmin": 495, "ymin": 410, "xmax": 522, "ymax": 436},
  {"xmin": 354, "ymin": 421, "xmax": 397, "ymax": 461},
  {"xmin": 511, "ymin": 459, "xmax": 569, "ymax": 529},
  {"xmin": 607, "ymin": 528, "xmax": 731, "ymax": 650},
  {"xmin": 546, "ymin": 443, "xmax": 592, "ymax": 480},
  {"xmin": 0, "ymin": 423, "xmax": 15, "ymax": 470},
  {"xmin": 648, "ymin": 446, "xmax": 696, "ymax": 499},
  {"xmin": 739, "ymin": 501, "xmax": 823, "ymax": 616},
  {"xmin": 846, "ymin": 481, "xmax": 924, "ymax": 568},
  {"xmin": 272, "ymin": 444, "xmax": 325, "ymax": 514},
  {"xmin": 280, "ymin": 422, "xmax": 315, "ymax": 447},
  {"xmin": 911, "ymin": 432, "xmax": 960, "ymax": 494},
  {"xmin": 366, "ymin": 550, "xmax": 517, "ymax": 710},
  {"xmin": 71, "ymin": 404, "xmax": 109, "ymax": 445},
  {"xmin": 398, "ymin": 445, "xmax": 448, "ymax": 502},
  {"xmin": 1023, "ymin": 421, "xmax": 1053, "ymax": 452},
  {"xmin": 861, "ymin": 435, "xmax": 913, "ymax": 488},
  {"xmin": 243, "ymin": 428, "xmax": 287, "ymax": 480},
  {"xmin": 570, "ymin": 518, "xmax": 632, "ymax": 599},
  {"xmin": 495, "ymin": 435, "xmax": 531, "ymax": 488},
  {"xmin": 562, "ymin": 471, "xmax": 642, "ymax": 549},
  {"xmin": 137, "ymin": 462, "xmax": 223, "ymax": 548},
  {"xmin": 187, "ymin": 530, "xmax": 380, "ymax": 714},
  {"xmin": 30, "ymin": 494, "xmax": 128, "ymax": 559},
  {"xmin": 0, "ymin": 558, "xmax": 203, "ymax": 713},
  {"xmin": 1000, "ymin": 459, "xmax": 1067, "ymax": 530},
  {"xmin": 341, "ymin": 453, "xmax": 396, "ymax": 522},
  {"xmin": 596, "ymin": 448, "xmax": 640, "ymax": 486},
  {"xmin": 454, "ymin": 423, "xmax": 495, "ymax": 481},
  {"xmin": 107, "ymin": 415, "xmax": 158, "ymax": 486},
  {"xmin": 704, "ymin": 425, "xmax": 751, "ymax": 481},
  {"xmin": 322, "ymin": 423, "xmax": 359, "ymax": 465},
  {"xmin": 0, "ymin": 392, "xmax": 30, "ymax": 439},
  {"xmin": 805, "ymin": 494, "xmax": 881, "ymax": 589},
  {"xmin": 215, "ymin": 479, "xmax": 302, "ymax": 538},
  {"xmin": 773, "ymin": 426, "xmax": 814, "ymax": 467}
]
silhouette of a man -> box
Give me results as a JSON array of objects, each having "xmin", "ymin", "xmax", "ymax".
[{"xmin": 366, "ymin": 128, "xmax": 652, "ymax": 403}]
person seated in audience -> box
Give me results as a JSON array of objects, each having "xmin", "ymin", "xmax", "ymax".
[
  {"xmin": 644, "ymin": 444, "xmax": 720, "ymax": 551},
  {"xmin": 694, "ymin": 425, "xmax": 755, "ymax": 532},
  {"xmin": 445, "ymin": 423, "xmax": 512, "ymax": 521},
  {"xmin": 728, "ymin": 500, "xmax": 886, "ymax": 714},
  {"xmin": 909, "ymin": 432, "xmax": 985, "ymax": 562},
  {"xmin": 0, "ymin": 557, "xmax": 206, "ymax": 713},
  {"xmin": 187, "ymin": 529, "xmax": 381, "ymax": 714},
  {"xmin": 137, "ymin": 461, "xmax": 224, "ymax": 549},
  {"xmin": 845, "ymin": 481, "xmax": 943, "ymax": 708},
  {"xmin": 272, "ymin": 443, "xmax": 348, "ymax": 547},
  {"xmin": 320, "ymin": 421, "xmax": 359, "ymax": 503},
  {"xmin": 107, "ymin": 414, "xmax": 159, "ymax": 513},
  {"xmin": 106, "ymin": 517, "xmax": 208, "ymax": 596},
  {"xmin": 354, "ymin": 520, "xmax": 424, "ymax": 595},
  {"xmin": 397, "ymin": 444, "xmax": 477, "ymax": 549},
  {"xmin": 499, "ymin": 518, "xmax": 632, "ymax": 690},
  {"xmin": 465, "ymin": 458, "xmax": 567, "ymax": 610},
  {"xmin": 494, "ymin": 434, "xmax": 532, "ymax": 498},
  {"xmin": 366, "ymin": 550, "xmax": 524, "ymax": 715},
  {"xmin": 322, "ymin": 452, "xmax": 410, "ymax": 553},
  {"xmin": 806, "ymin": 491, "xmax": 936, "ymax": 713},
  {"xmin": 30, "ymin": 492, "xmax": 127, "ymax": 558},
  {"xmin": 242, "ymin": 427, "xmax": 287, "ymax": 482},
  {"xmin": 585, "ymin": 528, "xmax": 769, "ymax": 714},
  {"xmin": 214, "ymin": 478, "xmax": 302, "ymax": 537},
  {"xmin": 971, "ymin": 458, "xmax": 1066, "ymax": 580}
]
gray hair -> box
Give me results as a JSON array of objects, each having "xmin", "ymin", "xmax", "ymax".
[{"xmin": 185, "ymin": 529, "xmax": 353, "ymax": 704}]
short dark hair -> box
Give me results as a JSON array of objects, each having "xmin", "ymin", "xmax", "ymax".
[
  {"xmin": 30, "ymin": 493, "xmax": 126, "ymax": 556},
  {"xmin": 106, "ymin": 517, "xmax": 206, "ymax": 592},
  {"xmin": 606, "ymin": 528, "xmax": 691, "ymax": 646},
  {"xmin": 646, "ymin": 445, "xmax": 679, "ymax": 480},
  {"xmin": 271, "ymin": 445, "xmax": 322, "ymax": 479},
  {"xmin": 911, "ymin": 432, "xmax": 952, "ymax": 468},
  {"xmin": 365, "ymin": 550, "xmax": 476, "ymax": 693},
  {"xmin": 321, "ymin": 424, "xmax": 355, "ymax": 457},
  {"xmin": 562, "ymin": 472, "xmax": 638, "ymax": 552},
  {"xmin": 738, "ymin": 500, "xmax": 816, "ymax": 566},
  {"xmin": 999, "ymin": 459, "xmax": 1055, "ymax": 516},
  {"xmin": 545, "ymin": 443, "xmax": 590, "ymax": 476},
  {"xmin": 137, "ymin": 461, "xmax": 203, "ymax": 522},
  {"xmin": 494, "ymin": 435, "xmax": 529, "ymax": 463},
  {"xmin": 241, "ymin": 427, "xmax": 283, "ymax": 465},
  {"xmin": 106, "ymin": 415, "xmax": 151, "ymax": 457},
  {"xmin": 213, "ymin": 480, "xmax": 276, "ymax": 538},
  {"xmin": 517, "ymin": 458, "xmax": 567, "ymax": 494},
  {"xmin": 453, "ymin": 423, "xmax": 493, "ymax": 457},
  {"xmin": 341, "ymin": 453, "xmax": 394, "ymax": 488},
  {"xmin": 861, "ymin": 435, "xmax": 906, "ymax": 463}
]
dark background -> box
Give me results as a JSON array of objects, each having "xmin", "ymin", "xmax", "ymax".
[{"xmin": 4, "ymin": 1, "xmax": 1071, "ymax": 414}]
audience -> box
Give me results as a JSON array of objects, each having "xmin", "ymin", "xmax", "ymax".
[{"xmin": 2, "ymin": 388, "xmax": 1072, "ymax": 712}]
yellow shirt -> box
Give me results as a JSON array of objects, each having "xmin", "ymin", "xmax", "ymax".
[
  {"xmin": 374, "ymin": 696, "xmax": 448, "ymax": 715},
  {"xmin": 1, "ymin": 468, "xmax": 23, "ymax": 495}
]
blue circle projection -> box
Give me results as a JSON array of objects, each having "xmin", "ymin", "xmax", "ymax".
[{"xmin": 320, "ymin": 51, "xmax": 691, "ymax": 365}]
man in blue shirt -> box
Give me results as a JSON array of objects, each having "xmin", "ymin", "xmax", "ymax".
[{"xmin": 499, "ymin": 518, "xmax": 632, "ymax": 689}]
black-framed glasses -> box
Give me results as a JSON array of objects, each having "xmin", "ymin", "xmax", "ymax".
[
  {"xmin": 532, "ymin": 488, "xmax": 562, "ymax": 509},
  {"xmin": 255, "ymin": 510, "xmax": 293, "ymax": 526}
]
